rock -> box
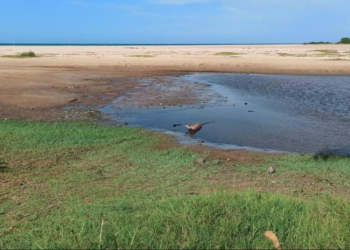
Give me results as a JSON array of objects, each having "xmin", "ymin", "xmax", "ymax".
[
  {"xmin": 196, "ymin": 158, "xmax": 206, "ymax": 166},
  {"xmin": 268, "ymin": 167, "xmax": 276, "ymax": 174}
]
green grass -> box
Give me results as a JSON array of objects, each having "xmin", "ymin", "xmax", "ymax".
[
  {"xmin": 19, "ymin": 51, "xmax": 36, "ymax": 57},
  {"xmin": 2, "ymin": 120, "xmax": 350, "ymax": 249},
  {"xmin": 2, "ymin": 51, "xmax": 37, "ymax": 58},
  {"xmin": 129, "ymin": 54, "xmax": 155, "ymax": 58},
  {"xmin": 215, "ymin": 52, "xmax": 242, "ymax": 57}
]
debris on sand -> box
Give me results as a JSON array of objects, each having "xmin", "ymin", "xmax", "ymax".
[
  {"xmin": 68, "ymin": 85, "xmax": 80, "ymax": 89},
  {"xmin": 68, "ymin": 98, "xmax": 78, "ymax": 103},
  {"xmin": 198, "ymin": 140, "xmax": 205, "ymax": 146}
]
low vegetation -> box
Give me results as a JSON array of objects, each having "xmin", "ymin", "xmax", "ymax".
[
  {"xmin": 325, "ymin": 58, "xmax": 349, "ymax": 61},
  {"xmin": 277, "ymin": 53, "xmax": 307, "ymax": 57},
  {"xmin": 2, "ymin": 51, "xmax": 37, "ymax": 58},
  {"xmin": 313, "ymin": 49, "xmax": 342, "ymax": 57},
  {"xmin": 129, "ymin": 54, "xmax": 155, "ymax": 58},
  {"xmin": 215, "ymin": 52, "xmax": 242, "ymax": 57},
  {"xmin": 304, "ymin": 37, "xmax": 350, "ymax": 45},
  {"xmin": 2, "ymin": 120, "xmax": 350, "ymax": 249}
]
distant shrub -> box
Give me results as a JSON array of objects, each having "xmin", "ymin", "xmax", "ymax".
[
  {"xmin": 304, "ymin": 41, "xmax": 332, "ymax": 45},
  {"xmin": 19, "ymin": 51, "xmax": 36, "ymax": 57},
  {"xmin": 339, "ymin": 37, "xmax": 350, "ymax": 44}
]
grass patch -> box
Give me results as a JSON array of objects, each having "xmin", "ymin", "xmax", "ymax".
[
  {"xmin": 215, "ymin": 52, "xmax": 242, "ymax": 57},
  {"xmin": 2, "ymin": 51, "xmax": 37, "ymax": 58},
  {"xmin": 129, "ymin": 54, "xmax": 155, "ymax": 58},
  {"xmin": 277, "ymin": 53, "xmax": 307, "ymax": 57},
  {"xmin": 19, "ymin": 51, "xmax": 36, "ymax": 57},
  {"xmin": 313, "ymin": 49, "xmax": 342, "ymax": 57},
  {"xmin": 2, "ymin": 120, "xmax": 350, "ymax": 249}
]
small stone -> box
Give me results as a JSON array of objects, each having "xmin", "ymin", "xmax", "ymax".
[
  {"xmin": 268, "ymin": 167, "xmax": 276, "ymax": 174},
  {"xmin": 196, "ymin": 158, "xmax": 206, "ymax": 166},
  {"xmin": 227, "ymin": 158, "xmax": 231, "ymax": 162},
  {"xmin": 74, "ymin": 85, "xmax": 80, "ymax": 89}
]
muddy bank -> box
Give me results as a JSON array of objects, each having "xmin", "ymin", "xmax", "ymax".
[{"xmin": 0, "ymin": 67, "xmax": 212, "ymax": 121}]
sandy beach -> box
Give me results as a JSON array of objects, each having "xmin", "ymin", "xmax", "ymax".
[{"xmin": 0, "ymin": 44, "xmax": 350, "ymax": 119}]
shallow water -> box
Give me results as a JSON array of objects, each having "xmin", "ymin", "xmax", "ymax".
[{"xmin": 102, "ymin": 73, "xmax": 350, "ymax": 154}]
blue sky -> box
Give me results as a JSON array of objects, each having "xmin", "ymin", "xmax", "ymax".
[{"xmin": 1, "ymin": 0, "xmax": 349, "ymax": 44}]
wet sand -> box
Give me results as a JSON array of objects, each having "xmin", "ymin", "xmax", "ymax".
[{"xmin": 0, "ymin": 44, "xmax": 350, "ymax": 120}]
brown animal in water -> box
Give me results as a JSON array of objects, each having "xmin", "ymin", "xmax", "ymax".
[
  {"xmin": 185, "ymin": 123, "xmax": 203, "ymax": 132},
  {"xmin": 185, "ymin": 121, "xmax": 215, "ymax": 133}
]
